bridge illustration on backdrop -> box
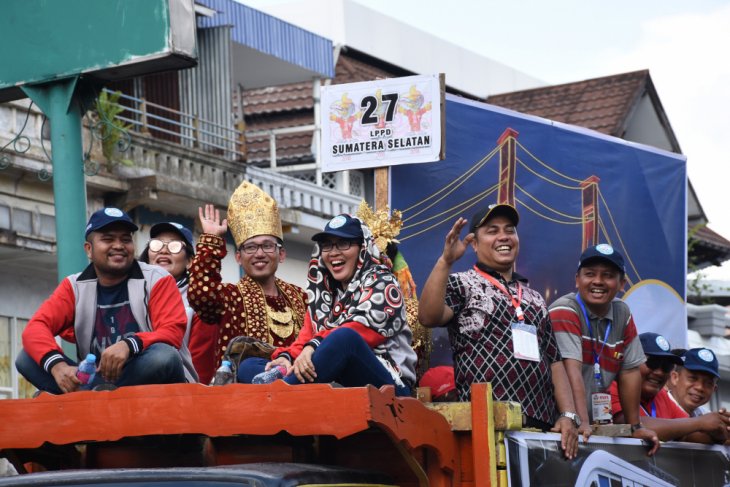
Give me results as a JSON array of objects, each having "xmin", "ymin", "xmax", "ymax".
[{"xmin": 399, "ymin": 128, "xmax": 642, "ymax": 288}]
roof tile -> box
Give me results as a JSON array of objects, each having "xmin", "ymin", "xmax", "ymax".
[{"xmin": 487, "ymin": 70, "xmax": 649, "ymax": 136}]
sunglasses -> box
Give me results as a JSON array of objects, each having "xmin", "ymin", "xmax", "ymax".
[
  {"xmin": 149, "ymin": 239, "xmax": 185, "ymax": 254},
  {"xmin": 646, "ymin": 356, "xmax": 676, "ymax": 373}
]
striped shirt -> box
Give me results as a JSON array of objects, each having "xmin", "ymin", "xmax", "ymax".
[{"xmin": 549, "ymin": 293, "xmax": 645, "ymax": 420}]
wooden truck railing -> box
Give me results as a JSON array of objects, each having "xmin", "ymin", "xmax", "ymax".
[{"xmin": 0, "ymin": 382, "xmax": 516, "ymax": 487}]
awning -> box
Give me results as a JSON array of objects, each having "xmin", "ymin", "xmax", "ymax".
[{"xmin": 197, "ymin": 0, "xmax": 334, "ymax": 88}]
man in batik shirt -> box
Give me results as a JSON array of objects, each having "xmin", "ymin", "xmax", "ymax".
[
  {"xmin": 419, "ymin": 203, "xmax": 580, "ymax": 459},
  {"xmin": 189, "ymin": 182, "xmax": 306, "ymax": 367}
]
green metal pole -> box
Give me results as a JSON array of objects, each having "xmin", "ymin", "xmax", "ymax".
[{"xmin": 22, "ymin": 76, "xmax": 88, "ymax": 358}]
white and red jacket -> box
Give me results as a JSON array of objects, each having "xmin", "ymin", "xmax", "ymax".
[{"xmin": 22, "ymin": 261, "xmax": 195, "ymax": 382}]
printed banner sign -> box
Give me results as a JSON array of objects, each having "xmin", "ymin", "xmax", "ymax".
[
  {"xmin": 391, "ymin": 94, "xmax": 688, "ymax": 360},
  {"xmin": 320, "ymin": 74, "xmax": 444, "ymax": 172},
  {"xmin": 505, "ymin": 431, "xmax": 730, "ymax": 486}
]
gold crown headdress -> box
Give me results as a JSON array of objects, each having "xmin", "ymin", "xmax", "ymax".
[
  {"xmin": 227, "ymin": 181, "xmax": 283, "ymax": 247},
  {"xmin": 356, "ymin": 201, "xmax": 402, "ymax": 253}
]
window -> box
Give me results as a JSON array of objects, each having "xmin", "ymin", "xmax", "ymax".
[
  {"xmin": 12, "ymin": 208, "xmax": 32, "ymax": 234},
  {"xmin": 0, "ymin": 316, "xmax": 34, "ymax": 399},
  {"xmin": 0, "ymin": 204, "xmax": 9, "ymax": 230},
  {"xmin": 39, "ymin": 213, "xmax": 56, "ymax": 239}
]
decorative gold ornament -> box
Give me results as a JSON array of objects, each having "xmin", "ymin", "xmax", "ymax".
[
  {"xmin": 268, "ymin": 307, "xmax": 293, "ymax": 324},
  {"xmin": 356, "ymin": 201, "xmax": 403, "ymax": 253},
  {"xmin": 267, "ymin": 306, "xmax": 294, "ymax": 339},
  {"xmin": 227, "ymin": 181, "xmax": 283, "ymax": 247}
]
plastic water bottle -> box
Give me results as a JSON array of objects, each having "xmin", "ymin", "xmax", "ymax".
[
  {"xmin": 76, "ymin": 354, "xmax": 97, "ymax": 385},
  {"xmin": 252, "ymin": 365, "xmax": 287, "ymax": 384},
  {"xmin": 591, "ymin": 363, "xmax": 612, "ymax": 424},
  {"xmin": 212, "ymin": 360, "xmax": 234, "ymax": 386}
]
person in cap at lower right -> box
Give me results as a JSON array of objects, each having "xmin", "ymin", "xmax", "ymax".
[
  {"xmin": 610, "ymin": 332, "xmax": 730, "ymax": 444},
  {"xmin": 667, "ymin": 347, "xmax": 720, "ymax": 417},
  {"xmin": 549, "ymin": 244, "xmax": 656, "ymax": 448}
]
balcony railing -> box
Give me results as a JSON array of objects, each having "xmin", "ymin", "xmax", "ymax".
[
  {"xmin": 0, "ymin": 100, "xmax": 362, "ymax": 220},
  {"xmin": 113, "ymin": 90, "xmax": 246, "ymax": 161},
  {"xmin": 104, "ymin": 89, "xmax": 365, "ymax": 199},
  {"xmin": 109, "ymin": 89, "xmax": 317, "ymax": 169}
]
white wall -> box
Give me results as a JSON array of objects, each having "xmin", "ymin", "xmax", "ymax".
[
  {"xmin": 624, "ymin": 94, "xmax": 675, "ymax": 151},
  {"xmin": 276, "ymin": 240, "xmax": 311, "ymax": 289},
  {"xmin": 0, "ymin": 271, "xmax": 57, "ymax": 321},
  {"xmin": 249, "ymin": 0, "xmax": 545, "ymax": 98}
]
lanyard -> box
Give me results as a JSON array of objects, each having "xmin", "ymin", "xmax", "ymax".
[
  {"xmin": 640, "ymin": 402, "xmax": 657, "ymax": 418},
  {"xmin": 575, "ymin": 294, "xmax": 612, "ymax": 376},
  {"xmin": 474, "ymin": 266, "xmax": 524, "ymax": 322}
]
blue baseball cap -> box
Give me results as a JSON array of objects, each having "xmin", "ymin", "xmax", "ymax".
[
  {"xmin": 639, "ymin": 332, "xmax": 683, "ymax": 364},
  {"xmin": 312, "ymin": 214, "xmax": 364, "ymax": 242},
  {"xmin": 150, "ymin": 222, "xmax": 194, "ymax": 248},
  {"xmin": 578, "ymin": 244, "xmax": 626, "ymax": 274},
  {"xmin": 85, "ymin": 207, "xmax": 138, "ymax": 237},
  {"xmin": 682, "ymin": 348, "xmax": 719, "ymax": 378}
]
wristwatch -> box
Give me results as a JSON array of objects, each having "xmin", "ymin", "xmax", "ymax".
[
  {"xmin": 631, "ymin": 423, "xmax": 644, "ymax": 433},
  {"xmin": 559, "ymin": 411, "xmax": 581, "ymax": 427}
]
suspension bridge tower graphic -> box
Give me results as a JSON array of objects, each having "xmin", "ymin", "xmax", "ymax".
[
  {"xmin": 495, "ymin": 128, "xmax": 601, "ymax": 252},
  {"xmin": 497, "ymin": 128, "xmax": 518, "ymax": 207},
  {"xmin": 580, "ymin": 176, "xmax": 600, "ymax": 250},
  {"xmin": 400, "ymin": 127, "xmax": 645, "ymax": 289}
]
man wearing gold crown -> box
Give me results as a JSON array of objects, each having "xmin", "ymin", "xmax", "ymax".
[{"xmin": 188, "ymin": 182, "xmax": 306, "ymax": 367}]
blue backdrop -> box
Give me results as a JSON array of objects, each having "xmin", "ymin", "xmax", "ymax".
[{"xmin": 391, "ymin": 94, "xmax": 687, "ymax": 359}]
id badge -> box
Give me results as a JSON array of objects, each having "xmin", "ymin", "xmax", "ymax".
[{"xmin": 511, "ymin": 322, "xmax": 540, "ymax": 362}]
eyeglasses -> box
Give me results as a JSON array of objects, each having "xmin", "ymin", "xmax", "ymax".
[
  {"xmin": 149, "ymin": 239, "xmax": 185, "ymax": 254},
  {"xmin": 319, "ymin": 240, "xmax": 358, "ymax": 253},
  {"xmin": 240, "ymin": 242, "xmax": 281, "ymax": 255},
  {"xmin": 646, "ymin": 357, "xmax": 676, "ymax": 373}
]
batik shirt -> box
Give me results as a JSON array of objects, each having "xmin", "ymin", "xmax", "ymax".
[{"xmin": 445, "ymin": 266, "xmax": 561, "ymax": 425}]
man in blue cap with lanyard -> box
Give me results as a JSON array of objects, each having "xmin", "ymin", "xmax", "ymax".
[{"xmin": 550, "ymin": 244, "xmax": 658, "ymax": 453}]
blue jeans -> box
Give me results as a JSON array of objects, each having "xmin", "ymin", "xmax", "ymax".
[
  {"xmin": 16, "ymin": 343, "xmax": 186, "ymax": 394},
  {"xmin": 238, "ymin": 328, "xmax": 411, "ymax": 396}
]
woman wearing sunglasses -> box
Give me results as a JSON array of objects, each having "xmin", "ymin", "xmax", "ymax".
[
  {"xmin": 140, "ymin": 222, "xmax": 218, "ymax": 384},
  {"xmin": 238, "ymin": 214, "xmax": 417, "ymax": 396}
]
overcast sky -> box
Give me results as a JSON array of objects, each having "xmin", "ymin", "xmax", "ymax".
[{"xmin": 243, "ymin": 0, "xmax": 730, "ymax": 278}]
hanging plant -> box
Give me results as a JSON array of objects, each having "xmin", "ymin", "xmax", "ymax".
[{"xmin": 93, "ymin": 90, "xmax": 134, "ymax": 171}]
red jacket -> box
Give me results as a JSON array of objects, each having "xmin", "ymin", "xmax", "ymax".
[
  {"xmin": 23, "ymin": 262, "xmax": 188, "ymax": 375},
  {"xmin": 188, "ymin": 313, "xmax": 219, "ymax": 384}
]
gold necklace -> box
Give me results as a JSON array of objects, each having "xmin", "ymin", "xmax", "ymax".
[
  {"xmin": 265, "ymin": 286, "xmax": 295, "ymax": 339},
  {"xmin": 268, "ymin": 308, "xmax": 293, "ymax": 323}
]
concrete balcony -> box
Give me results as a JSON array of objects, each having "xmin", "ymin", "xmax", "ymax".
[
  {"xmin": 118, "ymin": 132, "xmax": 361, "ymax": 241},
  {"xmin": 0, "ymin": 99, "xmax": 362, "ymax": 250}
]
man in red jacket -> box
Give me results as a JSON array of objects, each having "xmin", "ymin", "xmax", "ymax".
[{"xmin": 16, "ymin": 208, "xmax": 191, "ymax": 394}]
